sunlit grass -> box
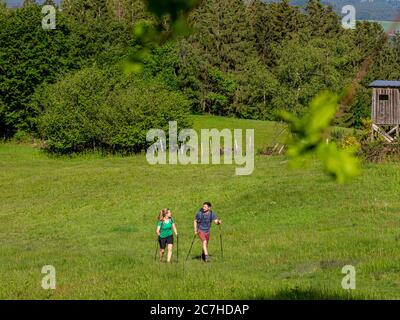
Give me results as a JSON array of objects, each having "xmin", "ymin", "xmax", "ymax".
[{"xmin": 0, "ymin": 117, "xmax": 399, "ymax": 299}]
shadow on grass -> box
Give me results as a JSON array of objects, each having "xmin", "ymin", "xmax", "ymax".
[
  {"xmin": 250, "ymin": 287, "xmax": 363, "ymax": 300},
  {"xmin": 191, "ymin": 254, "xmax": 216, "ymax": 261}
]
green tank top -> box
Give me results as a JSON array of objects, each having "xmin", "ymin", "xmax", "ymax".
[{"xmin": 157, "ymin": 218, "xmax": 174, "ymax": 239}]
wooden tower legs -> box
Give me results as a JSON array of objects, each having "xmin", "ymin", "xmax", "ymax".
[{"xmin": 371, "ymin": 124, "xmax": 400, "ymax": 143}]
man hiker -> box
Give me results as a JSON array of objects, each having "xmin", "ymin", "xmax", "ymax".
[{"xmin": 194, "ymin": 202, "xmax": 221, "ymax": 262}]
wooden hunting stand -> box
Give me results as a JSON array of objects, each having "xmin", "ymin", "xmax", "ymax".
[{"xmin": 369, "ymin": 80, "xmax": 400, "ymax": 143}]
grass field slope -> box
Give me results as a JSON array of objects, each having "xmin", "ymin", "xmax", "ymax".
[
  {"xmin": 373, "ymin": 20, "xmax": 400, "ymax": 34},
  {"xmin": 1, "ymin": 116, "xmax": 400, "ymax": 299}
]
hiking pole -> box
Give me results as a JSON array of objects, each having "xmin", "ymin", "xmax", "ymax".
[
  {"xmin": 177, "ymin": 234, "xmax": 179, "ymax": 263},
  {"xmin": 185, "ymin": 234, "xmax": 197, "ymax": 262},
  {"xmin": 154, "ymin": 237, "xmax": 159, "ymax": 262},
  {"xmin": 219, "ymin": 224, "xmax": 223, "ymax": 260},
  {"xmin": 183, "ymin": 233, "xmax": 197, "ymax": 274}
]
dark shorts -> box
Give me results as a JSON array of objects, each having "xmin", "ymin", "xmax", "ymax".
[
  {"xmin": 159, "ymin": 235, "xmax": 173, "ymax": 249},
  {"xmin": 198, "ymin": 231, "xmax": 210, "ymax": 242}
]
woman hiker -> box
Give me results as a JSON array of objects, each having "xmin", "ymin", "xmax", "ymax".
[{"xmin": 156, "ymin": 208, "xmax": 178, "ymax": 263}]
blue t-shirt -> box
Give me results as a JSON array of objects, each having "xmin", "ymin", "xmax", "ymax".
[{"xmin": 195, "ymin": 209, "xmax": 217, "ymax": 232}]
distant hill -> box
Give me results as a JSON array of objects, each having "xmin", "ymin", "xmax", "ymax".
[{"xmin": 265, "ymin": 0, "xmax": 400, "ymax": 21}]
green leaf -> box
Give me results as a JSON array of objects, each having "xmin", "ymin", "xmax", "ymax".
[
  {"xmin": 317, "ymin": 143, "xmax": 360, "ymax": 184},
  {"xmin": 281, "ymin": 91, "xmax": 360, "ymax": 183}
]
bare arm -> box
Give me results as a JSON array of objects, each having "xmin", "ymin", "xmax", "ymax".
[
  {"xmin": 194, "ymin": 220, "xmax": 198, "ymax": 234},
  {"xmin": 156, "ymin": 226, "xmax": 161, "ymax": 236},
  {"xmin": 172, "ymin": 223, "xmax": 178, "ymax": 236}
]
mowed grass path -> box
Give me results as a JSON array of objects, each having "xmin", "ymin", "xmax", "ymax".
[{"xmin": 1, "ymin": 116, "xmax": 400, "ymax": 299}]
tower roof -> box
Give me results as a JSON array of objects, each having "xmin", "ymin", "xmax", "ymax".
[{"xmin": 368, "ymin": 80, "xmax": 400, "ymax": 88}]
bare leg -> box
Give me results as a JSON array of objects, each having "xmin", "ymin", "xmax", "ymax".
[
  {"xmin": 167, "ymin": 244, "xmax": 173, "ymax": 263},
  {"xmin": 202, "ymin": 240, "xmax": 208, "ymax": 256},
  {"xmin": 159, "ymin": 249, "xmax": 165, "ymax": 262}
]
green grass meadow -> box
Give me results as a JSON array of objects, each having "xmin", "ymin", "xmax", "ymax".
[
  {"xmin": 374, "ymin": 20, "xmax": 400, "ymax": 34},
  {"xmin": 1, "ymin": 116, "xmax": 400, "ymax": 299}
]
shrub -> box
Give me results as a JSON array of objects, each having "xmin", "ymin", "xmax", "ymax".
[
  {"xmin": 329, "ymin": 128, "xmax": 346, "ymax": 144},
  {"xmin": 355, "ymin": 119, "xmax": 400, "ymax": 163},
  {"xmin": 13, "ymin": 130, "xmax": 29, "ymax": 143},
  {"xmin": 338, "ymin": 135, "xmax": 361, "ymax": 152},
  {"xmin": 33, "ymin": 67, "xmax": 191, "ymax": 154},
  {"xmin": 329, "ymin": 128, "xmax": 361, "ymax": 152},
  {"xmin": 359, "ymin": 140, "xmax": 400, "ymax": 163}
]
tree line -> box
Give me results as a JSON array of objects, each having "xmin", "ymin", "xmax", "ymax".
[{"xmin": 0, "ymin": 0, "xmax": 399, "ymax": 153}]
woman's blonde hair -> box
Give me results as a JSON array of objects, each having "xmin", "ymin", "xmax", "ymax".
[{"xmin": 157, "ymin": 208, "xmax": 168, "ymax": 221}]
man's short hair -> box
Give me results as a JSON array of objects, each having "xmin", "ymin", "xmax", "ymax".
[{"xmin": 203, "ymin": 202, "xmax": 212, "ymax": 207}]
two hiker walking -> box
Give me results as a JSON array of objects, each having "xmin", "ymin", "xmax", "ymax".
[{"xmin": 155, "ymin": 202, "xmax": 222, "ymax": 263}]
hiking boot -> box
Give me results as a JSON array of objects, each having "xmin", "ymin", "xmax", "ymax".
[
  {"xmin": 201, "ymin": 252, "xmax": 206, "ymax": 261},
  {"xmin": 204, "ymin": 255, "xmax": 209, "ymax": 262}
]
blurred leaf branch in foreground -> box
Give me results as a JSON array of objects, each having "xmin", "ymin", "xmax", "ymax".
[
  {"xmin": 280, "ymin": 92, "xmax": 360, "ymax": 184},
  {"xmin": 125, "ymin": 0, "xmax": 199, "ymax": 73}
]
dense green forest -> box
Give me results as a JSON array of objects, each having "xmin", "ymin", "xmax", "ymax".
[{"xmin": 1, "ymin": 0, "xmax": 399, "ymax": 153}]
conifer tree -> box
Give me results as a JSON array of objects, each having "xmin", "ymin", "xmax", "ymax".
[
  {"xmin": 249, "ymin": 0, "xmax": 304, "ymax": 65},
  {"xmin": 179, "ymin": 0, "xmax": 258, "ymax": 114},
  {"xmin": 304, "ymin": 0, "xmax": 341, "ymax": 38}
]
